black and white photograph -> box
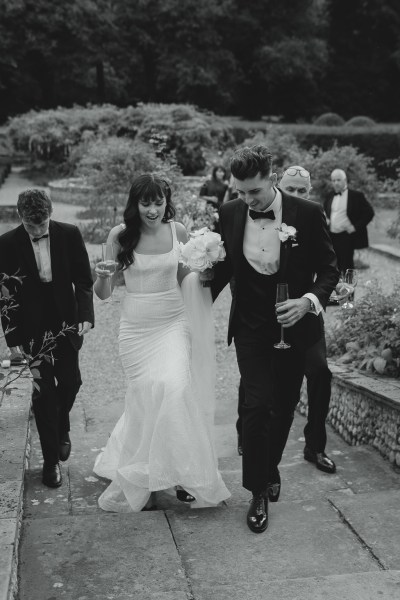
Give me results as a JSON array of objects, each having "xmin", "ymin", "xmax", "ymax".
[{"xmin": 0, "ymin": 1, "xmax": 399, "ymax": 598}]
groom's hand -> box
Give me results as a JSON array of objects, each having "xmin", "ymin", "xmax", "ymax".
[
  {"xmin": 199, "ymin": 268, "xmax": 214, "ymax": 284},
  {"xmin": 276, "ymin": 297, "xmax": 311, "ymax": 328}
]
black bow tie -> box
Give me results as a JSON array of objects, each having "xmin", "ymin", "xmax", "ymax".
[
  {"xmin": 32, "ymin": 234, "xmax": 49, "ymax": 243},
  {"xmin": 249, "ymin": 209, "xmax": 275, "ymax": 221}
]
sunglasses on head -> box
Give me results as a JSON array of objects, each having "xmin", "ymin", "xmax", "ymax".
[{"xmin": 284, "ymin": 167, "xmax": 310, "ymax": 178}]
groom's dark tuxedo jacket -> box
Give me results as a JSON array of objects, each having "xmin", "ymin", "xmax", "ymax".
[
  {"xmin": 0, "ymin": 220, "xmax": 94, "ymax": 350},
  {"xmin": 324, "ymin": 188, "xmax": 374, "ymax": 250},
  {"xmin": 211, "ymin": 190, "xmax": 339, "ymax": 349}
]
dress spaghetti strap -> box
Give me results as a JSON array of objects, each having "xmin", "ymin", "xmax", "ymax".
[{"xmin": 170, "ymin": 220, "xmax": 178, "ymax": 247}]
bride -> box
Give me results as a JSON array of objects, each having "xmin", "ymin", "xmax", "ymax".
[{"xmin": 93, "ymin": 173, "xmax": 230, "ymax": 512}]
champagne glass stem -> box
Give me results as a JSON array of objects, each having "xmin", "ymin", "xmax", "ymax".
[{"xmin": 280, "ymin": 325, "xmax": 285, "ymax": 344}]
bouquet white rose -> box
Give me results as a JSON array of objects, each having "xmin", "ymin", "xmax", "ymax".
[{"xmin": 178, "ymin": 227, "xmax": 226, "ymax": 286}]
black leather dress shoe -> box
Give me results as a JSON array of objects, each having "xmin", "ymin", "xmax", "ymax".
[
  {"xmin": 59, "ymin": 433, "xmax": 71, "ymax": 462},
  {"xmin": 42, "ymin": 462, "xmax": 62, "ymax": 488},
  {"xmin": 237, "ymin": 434, "xmax": 243, "ymax": 456},
  {"xmin": 176, "ymin": 489, "xmax": 196, "ymax": 503},
  {"xmin": 304, "ymin": 447, "xmax": 336, "ymax": 474},
  {"xmin": 247, "ymin": 493, "xmax": 268, "ymax": 533}
]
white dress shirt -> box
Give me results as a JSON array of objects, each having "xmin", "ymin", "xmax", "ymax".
[
  {"xmin": 30, "ymin": 235, "xmax": 52, "ymax": 282},
  {"xmin": 243, "ymin": 189, "xmax": 322, "ymax": 315},
  {"xmin": 330, "ymin": 189, "xmax": 356, "ymax": 234}
]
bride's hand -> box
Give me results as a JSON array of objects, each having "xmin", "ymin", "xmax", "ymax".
[{"xmin": 94, "ymin": 261, "xmax": 112, "ymax": 278}]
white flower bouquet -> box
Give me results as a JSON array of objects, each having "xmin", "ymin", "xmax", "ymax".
[{"xmin": 178, "ymin": 227, "xmax": 226, "ymax": 286}]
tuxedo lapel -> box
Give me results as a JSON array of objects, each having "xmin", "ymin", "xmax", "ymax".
[
  {"xmin": 49, "ymin": 221, "xmax": 63, "ymax": 284},
  {"xmin": 278, "ymin": 193, "xmax": 298, "ymax": 282},
  {"xmin": 15, "ymin": 225, "xmax": 40, "ymax": 281}
]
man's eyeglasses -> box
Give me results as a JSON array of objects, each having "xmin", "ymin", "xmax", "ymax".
[{"xmin": 284, "ymin": 168, "xmax": 310, "ymax": 178}]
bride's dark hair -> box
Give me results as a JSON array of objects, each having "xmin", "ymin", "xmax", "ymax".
[{"xmin": 117, "ymin": 173, "xmax": 175, "ymax": 269}]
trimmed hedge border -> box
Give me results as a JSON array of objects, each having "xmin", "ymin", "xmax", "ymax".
[
  {"xmin": 298, "ymin": 362, "xmax": 400, "ymax": 467},
  {"xmin": 223, "ymin": 119, "xmax": 400, "ymax": 179}
]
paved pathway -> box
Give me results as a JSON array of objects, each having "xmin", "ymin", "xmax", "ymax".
[{"xmin": 13, "ymin": 287, "xmax": 400, "ymax": 599}]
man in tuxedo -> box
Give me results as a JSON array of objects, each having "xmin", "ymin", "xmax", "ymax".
[
  {"xmin": 324, "ymin": 169, "xmax": 374, "ymax": 274},
  {"xmin": 0, "ymin": 189, "xmax": 94, "ymax": 488},
  {"xmin": 205, "ymin": 146, "xmax": 338, "ymax": 533},
  {"xmin": 279, "ymin": 166, "xmax": 336, "ymax": 474}
]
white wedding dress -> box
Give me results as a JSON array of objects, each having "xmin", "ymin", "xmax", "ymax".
[{"xmin": 94, "ymin": 221, "xmax": 230, "ymax": 511}]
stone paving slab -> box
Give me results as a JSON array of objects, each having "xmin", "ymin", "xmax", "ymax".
[
  {"xmin": 18, "ymin": 513, "xmax": 189, "ymax": 600},
  {"xmin": 167, "ymin": 501, "xmax": 379, "ymax": 590},
  {"xmin": 190, "ymin": 571, "xmax": 400, "ymax": 600},
  {"xmin": 370, "ymin": 243, "xmax": 400, "ymax": 260},
  {"xmin": 0, "ymin": 480, "xmax": 23, "ymax": 519},
  {"xmin": 328, "ymin": 489, "xmax": 400, "ymax": 570},
  {"xmin": 330, "ymin": 445, "xmax": 400, "ymax": 494},
  {"xmin": 0, "ymin": 519, "xmax": 18, "ymax": 600},
  {"xmin": 219, "ymin": 455, "xmax": 350, "ymax": 508}
]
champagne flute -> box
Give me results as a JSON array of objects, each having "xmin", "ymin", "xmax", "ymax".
[
  {"xmin": 101, "ymin": 242, "xmax": 117, "ymax": 302},
  {"xmin": 342, "ymin": 269, "xmax": 358, "ymax": 309},
  {"xmin": 274, "ymin": 283, "xmax": 291, "ymax": 350}
]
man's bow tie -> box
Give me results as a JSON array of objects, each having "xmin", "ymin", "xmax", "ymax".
[
  {"xmin": 249, "ymin": 209, "xmax": 275, "ymax": 221},
  {"xmin": 32, "ymin": 234, "xmax": 49, "ymax": 243}
]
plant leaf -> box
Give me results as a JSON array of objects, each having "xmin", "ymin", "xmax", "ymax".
[
  {"xmin": 30, "ymin": 368, "xmax": 41, "ymax": 379},
  {"xmin": 373, "ymin": 357, "xmax": 386, "ymax": 374}
]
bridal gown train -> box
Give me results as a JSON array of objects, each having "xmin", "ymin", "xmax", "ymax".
[{"xmin": 94, "ymin": 221, "xmax": 230, "ymax": 511}]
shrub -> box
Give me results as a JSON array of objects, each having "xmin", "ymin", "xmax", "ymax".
[
  {"xmin": 6, "ymin": 103, "xmax": 236, "ymax": 175},
  {"xmin": 6, "ymin": 105, "xmax": 134, "ymax": 161},
  {"xmin": 76, "ymin": 136, "xmax": 181, "ymax": 207},
  {"xmin": 302, "ymin": 143, "xmax": 379, "ymax": 204},
  {"xmin": 135, "ymin": 103, "xmax": 236, "ymax": 174},
  {"xmin": 174, "ymin": 196, "xmax": 219, "ymax": 233},
  {"xmin": 313, "ymin": 113, "xmax": 345, "ymax": 126},
  {"xmin": 293, "ymin": 126, "xmax": 400, "ymax": 179},
  {"xmin": 326, "ymin": 279, "xmax": 400, "ymax": 378},
  {"xmin": 346, "ymin": 116, "xmax": 376, "ymax": 127},
  {"xmin": 221, "ymin": 129, "xmax": 379, "ymax": 205},
  {"xmin": 219, "ymin": 126, "xmax": 313, "ymax": 175}
]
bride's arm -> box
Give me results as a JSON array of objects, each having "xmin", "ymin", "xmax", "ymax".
[
  {"xmin": 176, "ymin": 222, "xmax": 191, "ymax": 286},
  {"xmin": 94, "ymin": 225, "xmax": 122, "ymax": 299}
]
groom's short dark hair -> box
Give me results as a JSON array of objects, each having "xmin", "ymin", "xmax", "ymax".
[
  {"xmin": 230, "ymin": 145, "xmax": 273, "ymax": 180},
  {"xmin": 17, "ymin": 189, "xmax": 52, "ymax": 223}
]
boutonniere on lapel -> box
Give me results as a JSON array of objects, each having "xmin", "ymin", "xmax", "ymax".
[{"xmin": 276, "ymin": 223, "xmax": 298, "ymax": 246}]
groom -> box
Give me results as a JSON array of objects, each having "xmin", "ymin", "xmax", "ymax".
[{"xmin": 206, "ymin": 146, "xmax": 338, "ymax": 533}]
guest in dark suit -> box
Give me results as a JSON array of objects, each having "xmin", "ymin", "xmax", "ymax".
[
  {"xmin": 0, "ymin": 189, "xmax": 94, "ymax": 488},
  {"xmin": 324, "ymin": 169, "xmax": 374, "ymax": 274},
  {"xmin": 202, "ymin": 146, "xmax": 339, "ymax": 533}
]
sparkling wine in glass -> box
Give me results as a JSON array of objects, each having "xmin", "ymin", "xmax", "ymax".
[
  {"xmin": 342, "ymin": 269, "xmax": 358, "ymax": 309},
  {"xmin": 101, "ymin": 243, "xmax": 117, "ymax": 301},
  {"xmin": 274, "ymin": 283, "xmax": 291, "ymax": 350}
]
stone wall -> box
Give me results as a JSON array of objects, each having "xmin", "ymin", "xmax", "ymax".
[{"xmin": 298, "ymin": 362, "xmax": 400, "ymax": 467}]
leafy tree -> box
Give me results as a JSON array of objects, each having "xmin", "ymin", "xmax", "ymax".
[{"xmin": 324, "ymin": 0, "xmax": 400, "ymax": 120}]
